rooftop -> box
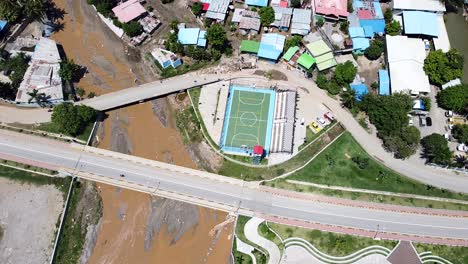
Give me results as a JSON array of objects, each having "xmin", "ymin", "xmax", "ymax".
[
  {"xmin": 393, "ymin": 0, "xmax": 445, "ymax": 12},
  {"xmin": 272, "ymin": 7, "xmax": 293, "ymax": 28},
  {"xmin": 352, "ymin": 37, "xmax": 370, "ymax": 51},
  {"xmin": 282, "ymin": 46, "xmax": 299, "ymax": 61},
  {"xmin": 178, "ymin": 28, "xmax": 203, "ymax": 46},
  {"xmin": 0, "ymin": 20, "xmax": 7, "ymax": 31},
  {"xmin": 386, "ymin": 35, "xmax": 430, "ymax": 94},
  {"xmin": 433, "ymin": 15, "xmax": 450, "ymax": 52},
  {"xmin": 206, "ymin": 0, "xmax": 230, "ymax": 21},
  {"xmin": 239, "ymin": 16, "xmax": 261, "ymax": 31},
  {"xmin": 378, "ymin": 69, "xmax": 390, "ymax": 95},
  {"xmin": 32, "ymin": 37, "xmax": 61, "ymax": 63},
  {"xmin": 258, "ymin": 33, "xmax": 286, "ymax": 60},
  {"xmin": 403, "ymin": 11, "xmax": 439, "ymax": 37},
  {"xmin": 315, "ymin": 0, "xmax": 349, "ymax": 18},
  {"xmin": 297, "ymin": 53, "xmax": 316, "ymax": 69},
  {"xmin": 240, "ymin": 40, "xmax": 260, "ymax": 53},
  {"xmin": 112, "ymin": 0, "xmax": 147, "ymax": 23},
  {"xmin": 246, "ymin": 0, "xmax": 269, "ymax": 7},
  {"xmin": 350, "ymin": 83, "xmax": 368, "ymax": 101},
  {"xmin": 349, "ymin": 26, "xmax": 365, "ymax": 38},
  {"xmin": 291, "ymin": 9, "xmax": 312, "ymax": 35},
  {"xmin": 306, "ymin": 39, "xmax": 332, "ymax": 57}
]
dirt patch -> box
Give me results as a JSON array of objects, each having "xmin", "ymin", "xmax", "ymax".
[
  {"xmin": 254, "ymin": 69, "xmax": 288, "ymax": 81},
  {"xmin": 0, "ymin": 178, "xmax": 64, "ymax": 264},
  {"xmin": 357, "ymin": 56, "xmax": 383, "ymax": 88},
  {"xmin": 186, "ymin": 141, "xmax": 224, "ymax": 172}
]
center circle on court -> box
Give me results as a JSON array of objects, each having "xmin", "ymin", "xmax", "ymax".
[{"xmin": 239, "ymin": 112, "xmax": 258, "ymax": 126}]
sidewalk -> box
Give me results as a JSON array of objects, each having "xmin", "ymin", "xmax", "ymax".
[{"xmin": 244, "ymin": 217, "xmax": 282, "ymax": 264}]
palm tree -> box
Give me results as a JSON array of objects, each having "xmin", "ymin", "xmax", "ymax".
[
  {"xmin": 454, "ymin": 155, "xmax": 467, "ymax": 168},
  {"xmin": 22, "ymin": 0, "xmax": 47, "ymax": 22},
  {"xmin": 27, "ymin": 89, "xmax": 47, "ymax": 106},
  {"xmin": 341, "ymin": 89, "xmax": 357, "ymax": 109}
]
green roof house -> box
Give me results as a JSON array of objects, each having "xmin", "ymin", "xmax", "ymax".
[
  {"xmin": 282, "ymin": 46, "xmax": 299, "ymax": 62},
  {"xmin": 306, "ymin": 39, "xmax": 337, "ymax": 71},
  {"xmin": 297, "ymin": 53, "xmax": 316, "ymax": 70},
  {"xmin": 240, "ymin": 40, "xmax": 260, "ymax": 54}
]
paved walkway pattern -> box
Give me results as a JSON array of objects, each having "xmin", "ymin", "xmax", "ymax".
[
  {"xmin": 236, "ymin": 236, "xmax": 257, "ymax": 264},
  {"xmin": 244, "ymin": 217, "xmax": 282, "ymax": 264}
]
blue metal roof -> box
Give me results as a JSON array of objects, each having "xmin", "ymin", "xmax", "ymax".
[
  {"xmin": 363, "ymin": 26, "xmax": 374, "ymax": 37},
  {"xmin": 403, "ymin": 11, "xmax": 439, "ymax": 37},
  {"xmin": 350, "ymin": 83, "xmax": 368, "ymax": 101},
  {"xmin": 360, "ymin": 19, "xmax": 385, "ymax": 35},
  {"xmin": 178, "ymin": 28, "xmax": 201, "ymax": 45},
  {"xmin": 349, "ymin": 27, "xmax": 365, "ymax": 38},
  {"xmin": 258, "ymin": 33, "xmax": 285, "ymax": 61},
  {"xmin": 0, "ymin": 20, "xmax": 7, "ymax": 31},
  {"xmin": 245, "ymin": 0, "xmax": 268, "ymax": 6},
  {"xmin": 373, "ymin": 1, "xmax": 383, "ymax": 18},
  {"xmin": 352, "ymin": 37, "xmax": 370, "ymax": 51},
  {"xmin": 378, "ymin": 69, "xmax": 390, "ymax": 96}
]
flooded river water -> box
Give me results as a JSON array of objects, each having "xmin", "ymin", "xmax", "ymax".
[{"xmin": 445, "ymin": 11, "xmax": 468, "ymax": 81}]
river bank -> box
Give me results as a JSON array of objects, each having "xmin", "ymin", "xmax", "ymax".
[{"xmin": 445, "ymin": 11, "xmax": 468, "ymax": 81}]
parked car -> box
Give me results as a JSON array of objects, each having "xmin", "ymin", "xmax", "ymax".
[
  {"xmin": 445, "ymin": 110, "xmax": 453, "ymax": 117},
  {"xmin": 407, "ymin": 114, "xmax": 413, "ymax": 125},
  {"xmin": 426, "ymin": 117, "xmax": 432, "ymax": 126},
  {"xmin": 324, "ymin": 112, "xmax": 335, "ymax": 121},
  {"xmin": 310, "ymin": 122, "xmax": 322, "ymax": 132},
  {"xmin": 317, "ymin": 117, "xmax": 326, "ymax": 125},
  {"xmin": 419, "ymin": 116, "xmax": 426, "ymax": 127},
  {"xmin": 457, "ymin": 144, "xmax": 468, "ymax": 152}
]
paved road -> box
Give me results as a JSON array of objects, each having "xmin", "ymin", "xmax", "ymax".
[{"xmin": 1, "ymin": 130, "xmax": 468, "ymax": 245}]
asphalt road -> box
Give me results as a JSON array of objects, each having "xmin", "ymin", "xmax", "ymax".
[{"xmin": 1, "ymin": 130, "xmax": 468, "ymax": 242}]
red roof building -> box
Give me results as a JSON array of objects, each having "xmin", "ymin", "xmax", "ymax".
[
  {"xmin": 202, "ymin": 3, "xmax": 210, "ymax": 11},
  {"xmin": 357, "ymin": 9, "xmax": 373, "ymax": 19},
  {"xmin": 253, "ymin": 145, "xmax": 264, "ymax": 156}
]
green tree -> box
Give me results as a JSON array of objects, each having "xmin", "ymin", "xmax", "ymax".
[
  {"xmin": 122, "ymin": 21, "xmax": 143, "ymax": 37},
  {"xmin": 51, "ymin": 103, "xmax": 97, "ymax": 136},
  {"xmin": 437, "ymin": 84, "xmax": 468, "ymax": 113},
  {"xmin": 421, "ymin": 133, "xmax": 453, "ymax": 165},
  {"xmin": 334, "ymin": 61, "xmax": 357, "ymax": 86},
  {"xmin": 191, "ymin": 2, "xmax": 203, "ymax": 17},
  {"xmin": 170, "ymin": 20, "xmax": 179, "ymax": 31},
  {"xmin": 88, "ymin": 92, "xmax": 96, "ymax": 98},
  {"xmin": 75, "ymin": 87, "xmax": 86, "ymax": 97},
  {"xmin": 206, "ymin": 24, "xmax": 228, "ymax": 51},
  {"xmin": 421, "ymin": 97, "xmax": 431, "ymax": 111},
  {"xmin": 258, "ymin": 7, "xmax": 275, "ymax": 25},
  {"xmin": 453, "ymin": 124, "xmax": 468, "ymax": 144},
  {"xmin": 1, "ymin": 52, "xmax": 31, "ymax": 88},
  {"xmin": 327, "ymin": 81, "xmax": 341, "ymax": 95},
  {"xmin": 339, "ymin": 21, "xmax": 349, "ymax": 34},
  {"xmin": 384, "ymin": 8, "xmax": 393, "ymax": 24},
  {"xmin": 23, "ymin": 0, "xmax": 47, "ymax": 22},
  {"xmin": 316, "ymin": 17, "xmax": 325, "ymax": 27},
  {"xmin": 0, "ymin": 0, "xmax": 21, "ymax": 22},
  {"xmin": 424, "ymin": 49, "xmax": 464, "ymax": 86},
  {"xmin": 0, "ymin": 0, "xmax": 46, "ymax": 22},
  {"xmin": 386, "ymin": 20, "xmax": 401, "ymax": 36},
  {"xmin": 284, "ymin": 35, "xmax": 302, "ymax": 52},
  {"xmin": 347, "ymin": 0, "xmax": 354, "ymax": 13},
  {"xmin": 316, "ymin": 73, "xmax": 328, "ymax": 90},
  {"xmin": 341, "ymin": 89, "xmax": 356, "ymax": 109},
  {"xmin": 291, "ymin": 0, "xmax": 302, "ymax": 8},
  {"xmin": 59, "ymin": 59, "xmax": 80, "ymax": 82},
  {"xmin": 364, "ymin": 39, "xmax": 384, "ymax": 60},
  {"xmin": 0, "ymin": 82, "xmax": 16, "ymax": 100}
]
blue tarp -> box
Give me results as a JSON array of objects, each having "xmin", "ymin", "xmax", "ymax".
[
  {"xmin": 403, "ymin": 11, "xmax": 439, "ymax": 37},
  {"xmin": 0, "ymin": 20, "xmax": 7, "ymax": 32},
  {"xmin": 360, "ymin": 19, "xmax": 385, "ymax": 35},
  {"xmin": 378, "ymin": 69, "xmax": 390, "ymax": 96},
  {"xmin": 178, "ymin": 28, "xmax": 200, "ymax": 45},
  {"xmin": 352, "ymin": 37, "xmax": 370, "ymax": 52},
  {"xmin": 258, "ymin": 33, "xmax": 285, "ymax": 61},
  {"xmin": 349, "ymin": 27, "xmax": 365, "ymax": 38},
  {"xmin": 245, "ymin": 0, "xmax": 268, "ymax": 6},
  {"xmin": 350, "ymin": 83, "xmax": 369, "ymax": 101}
]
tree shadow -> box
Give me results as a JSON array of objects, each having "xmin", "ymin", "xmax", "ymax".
[
  {"xmin": 73, "ymin": 65, "xmax": 88, "ymax": 83},
  {"xmin": 46, "ymin": 1, "xmax": 67, "ymax": 22}
]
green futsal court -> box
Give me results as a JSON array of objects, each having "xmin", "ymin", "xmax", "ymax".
[{"xmin": 222, "ymin": 86, "xmax": 274, "ymax": 151}]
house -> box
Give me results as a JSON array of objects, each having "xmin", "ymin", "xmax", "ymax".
[
  {"xmin": 378, "ymin": 69, "xmax": 390, "ymax": 96},
  {"xmin": 392, "ymin": 0, "xmax": 446, "ymax": 14},
  {"xmin": 348, "ymin": 27, "xmax": 370, "ymax": 54},
  {"xmin": 291, "ymin": 9, "xmax": 312, "ymax": 35},
  {"xmin": 112, "ymin": 0, "xmax": 147, "ymax": 23},
  {"xmin": 270, "ymin": 0, "xmax": 289, "ymax": 7},
  {"xmin": 433, "ymin": 15, "xmax": 450, "ymax": 52},
  {"xmin": 15, "ymin": 38, "xmax": 63, "ymax": 105},
  {"xmin": 239, "ymin": 16, "xmax": 261, "ymax": 34},
  {"xmin": 178, "ymin": 28, "xmax": 207, "ymax": 47},
  {"xmin": 349, "ymin": 83, "xmax": 368, "ymax": 101},
  {"xmin": 305, "ymin": 39, "xmax": 337, "ymax": 71},
  {"xmin": 272, "ymin": 7, "xmax": 293, "ymax": 31},
  {"xmin": 297, "ymin": 53, "xmax": 316, "ymax": 71},
  {"xmin": 282, "ymin": 46, "xmax": 300, "ymax": 65},
  {"xmin": 257, "ymin": 33, "xmax": 286, "ymax": 61},
  {"xmin": 206, "ymin": 0, "xmax": 230, "ymax": 22},
  {"xmin": 353, "ymin": 0, "xmax": 385, "ymax": 36},
  {"xmin": 240, "ymin": 40, "xmax": 261, "ymax": 53},
  {"xmin": 151, "ymin": 48, "xmax": 182, "ymax": 69},
  {"xmin": 314, "ymin": 0, "xmax": 349, "ymax": 19},
  {"xmin": 402, "ymin": 11, "xmax": 439, "ymax": 37},
  {"xmin": 245, "ymin": 0, "xmax": 269, "ymax": 7},
  {"xmin": 386, "ymin": 35, "xmax": 430, "ymax": 95},
  {"xmin": 232, "ymin": 8, "xmax": 246, "ymax": 23}
]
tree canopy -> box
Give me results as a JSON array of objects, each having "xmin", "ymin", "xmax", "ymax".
[
  {"xmin": 453, "ymin": 124, "xmax": 468, "ymax": 144},
  {"xmin": 51, "ymin": 103, "xmax": 98, "ymax": 136},
  {"xmin": 424, "ymin": 49, "xmax": 464, "ymax": 86},
  {"xmin": 0, "ymin": 52, "xmax": 31, "ymax": 88},
  {"xmin": 0, "ymin": 82, "xmax": 16, "ymax": 100},
  {"xmin": 364, "ymin": 39, "xmax": 384, "ymax": 60},
  {"xmin": 59, "ymin": 59, "xmax": 81, "ymax": 82},
  {"xmin": 0, "ymin": 0, "xmax": 47, "ymax": 22},
  {"xmin": 284, "ymin": 36, "xmax": 302, "ymax": 52},
  {"xmin": 437, "ymin": 84, "xmax": 468, "ymax": 113},
  {"xmin": 421, "ymin": 133, "xmax": 453, "ymax": 165},
  {"xmin": 334, "ymin": 61, "xmax": 357, "ymax": 86},
  {"xmin": 258, "ymin": 7, "xmax": 275, "ymax": 25},
  {"xmin": 206, "ymin": 24, "xmax": 228, "ymax": 50},
  {"xmin": 386, "ymin": 20, "xmax": 401, "ymax": 36},
  {"xmin": 122, "ymin": 21, "xmax": 143, "ymax": 37},
  {"xmin": 191, "ymin": 2, "xmax": 203, "ymax": 17}
]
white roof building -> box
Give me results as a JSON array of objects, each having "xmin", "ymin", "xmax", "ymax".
[
  {"xmin": 16, "ymin": 37, "xmax": 64, "ymax": 105},
  {"xmin": 433, "ymin": 15, "xmax": 451, "ymax": 52},
  {"xmin": 206, "ymin": 0, "xmax": 230, "ymax": 21},
  {"xmin": 392, "ymin": 0, "xmax": 446, "ymax": 14},
  {"xmin": 386, "ymin": 35, "xmax": 430, "ymax": 95}
]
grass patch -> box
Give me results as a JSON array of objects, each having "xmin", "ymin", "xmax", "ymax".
[
  {"xmin": 288, "ymin": 132, "xmax": 468, "ymax": 200},
  {"xmin": 415, "ymin": 243, "xmax": 468, "ymax": 264},
  {"xmin": 267, "ymin": 179, "xmax": 468, "ymax": 210},
  {"xmin": 0, "ymin": 165, "xmax": 70, "ymax": 195},
  {"xmin": 148, "ymin": 52, "xmax": 213, "ymax": 79},
  {"xmin": 176, "ymin": 107, "xmax": 202, "ymax": 144},
  {"xmin": 0, "ymin": 159, "xmax": 57, "ymax": 175},
  {"xmin": 217, "ymin": 124, "xmax": 345, "ymax": 181},
  {"xmin": 269, "ymin": 222, "xmax": 397, "ymax": 257},
  {"xmin": 233, "ymin": 238, "xmax": 254, "ymax": 264},
  {"xmin": 37, "ymin": 122, "xmax": 94, "ymax": 142}
]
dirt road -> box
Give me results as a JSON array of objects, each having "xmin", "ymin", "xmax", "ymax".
[{"xmin": 51, "ymin": 0, "xmax": 233, "ymax": 263}]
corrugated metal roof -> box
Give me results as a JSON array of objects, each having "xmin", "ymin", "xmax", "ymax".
[
  {"xmin": 245, "ymin": 0, "xmax": 268, "ymax": 7},
  {"xmin": 282, "ymin": 46, "xmax": 299, "ymax": 61},
  {"xmin": 349, "ymin": 27, "xmax": 365, "ymax": 38},
  {"xmin": 297, "ymin": 53, "xmax": 316, "ymax": 69},
  {"xmin": 112, "ymin": 0, "xmax": 146, "ymax": 23},
  {"xmin": 206, "ymin": 0, "xmax": 229, "ymax": 21},
  {"xmin": 352, "ymin": 37, "xmax": 370, "ymax": 51},
  {"xmin": 403, "ymin": 11, "xmax": 439, "ymax": 37},
  {"xmin": 393, "ymin": 0, "xmax": 445, "ymax": 12},
  {"xmin": 258, "ymin": 33, "xmax": 286, "ymax": 60},
  {"xmin": 378, "ymin": 69, "xmax": 390, "ymax": 95},
  {"xmin": 178, "ymin": 28, "xmax": 201, "ymax": 45},
  {"xmin": 240, "ymin": 40, "xmax": 260, "ymax": 53},
  {"xmin": 239, "ymin": 17, "xmax": 261, "ymax": 31},
  {"xmin": 0, "ymin": 20, "xmax": 7, "ymax": 31},
  {"xmin": 291, "ymin": 9, "xmax": 311, "ymax": 35}
]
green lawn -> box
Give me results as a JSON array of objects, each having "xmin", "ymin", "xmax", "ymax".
[
  {"xmin": 234, "ymin": 216, "xmax": 268, "ymax": 264},
  {"xmin": 38, "ymin": 121, "xmax": 94, "ymax": 142},
  {"xmin": 268, "ymin": 222, "xmax": 397, "ymax": 257},
  {"xmin": 288, "ymin": 132, "xmax": 468, "ymax": 200},
  {"xmin": 415, "ymin": 243, "xmax": 468, "ymax": 264}
]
